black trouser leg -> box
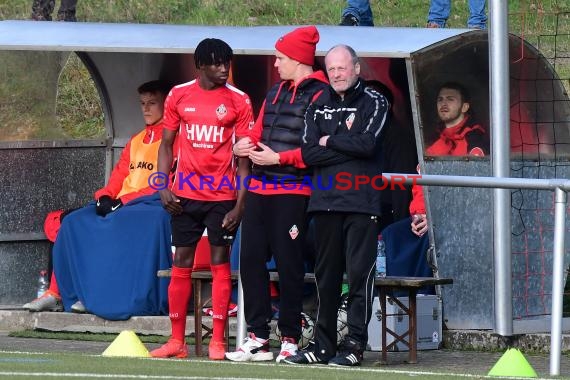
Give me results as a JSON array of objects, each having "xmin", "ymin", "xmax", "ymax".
[
  {"xmin": 312, "ymin": 213, "xmax": 345, "ymax": 359},
  {"xmin": 271, "ymin": 194, "xmax": 309, "ymax": 341},
  {"xmin": 240, "ymin": 192, "xmax": 272, "ymax": 339},
  {"xmin": 344, "ymin": 214, "xmax": 379, "ymax": 346}
]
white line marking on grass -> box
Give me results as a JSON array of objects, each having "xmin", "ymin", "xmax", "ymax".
[
  {"xmin": 0, "ymin": 351, "xmax": 554, "ymax": 380},
  {"xmin": 187, "ymin": 359, "xmax": 554, "ymax": 380},
  {"xmin": 0, "ymin": 350, "xmax": 49, "ymax": 355},
  {"xmin": 0, "ymin": 373, "xmax": 291, "ymax": 380}
]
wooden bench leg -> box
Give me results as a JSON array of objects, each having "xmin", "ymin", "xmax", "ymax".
[
  {"xmin": 408, "ymin": 290, "xmax": 417, "ymax": 364},
  {"xmin": 225, "ymin": 319, "xmax": 230, "ymax": 352},
  {"xmin": 379, "ymin": 287, "xmax": 418, "ymax": 364},
  {"xmin": 380, "ymin": 287, "xmax": 388, "ymax": 363}
]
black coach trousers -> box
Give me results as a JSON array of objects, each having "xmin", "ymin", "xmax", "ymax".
[
  {"xmin": 312, "ymin": 212, "xmax": 378, "ymax": 359},
  {"xmin": 240, "ymin": 191, "xmax": 309, "ymax": 341}
]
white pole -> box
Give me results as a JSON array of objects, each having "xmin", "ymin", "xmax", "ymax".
[
  {"xmin": 489, "ymin": 0, "xmax": 513, "ymax": 336},
  {"xmin": 550, "ymin": 188, "xmax": 567, "ymax": 376},
  {"xmin": 236, "ymin": 227, "xmax": 247, "ymax": 345}
]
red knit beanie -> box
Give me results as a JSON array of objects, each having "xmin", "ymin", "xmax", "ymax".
[{"xmin": 275, "ymin": 26, "xmax": 319, "ymax": 66}]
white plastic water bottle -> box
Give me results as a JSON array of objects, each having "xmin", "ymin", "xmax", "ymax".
[
  {"xmin": 376, "ymin": 235, "xmax": 386, "ymax": 278},
  {"xmin": 37, "ymin": 270, "xmax": 49, "ymax": 298}
]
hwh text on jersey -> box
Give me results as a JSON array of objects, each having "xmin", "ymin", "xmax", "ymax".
[{"xmin": 185, "ymin": 124, "xmax": 225, "ymax": 143}]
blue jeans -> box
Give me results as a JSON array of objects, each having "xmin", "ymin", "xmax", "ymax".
[
  {"xmin": 427, "ymin": 0, "xmax": 487, "ymax": 29},
  {"xmin": 342, "ymin": 0, "xmax": 374, "ymax": 26}
]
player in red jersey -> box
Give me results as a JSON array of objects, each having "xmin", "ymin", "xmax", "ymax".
[{"xmin": 150, "ymin": 38, "xmax": 254, "ymax": 360}]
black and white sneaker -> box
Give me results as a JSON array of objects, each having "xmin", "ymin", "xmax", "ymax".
[
  {"xmin": 282, "ymin": 350, "xmax": 327, "ymax": 365},
  {"xmin": 328, "ymin": 337, "xmax": 363, "ymax": 367}
]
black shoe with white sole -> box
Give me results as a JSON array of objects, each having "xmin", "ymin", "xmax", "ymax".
[
  {"xmin": 327, "ymin": 337, "xmax": 363, "ymax": 367},
  {"xmin": 282, "ymin": 350, "xmax": 328, "ymax": 365}
]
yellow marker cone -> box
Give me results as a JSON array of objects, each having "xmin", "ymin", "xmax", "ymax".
[
  {"xmin": 488, "ymin": 348, "xmax": 538, "ymax": 377},
  {"xmin": 102, "ymin": 330, "xmax": 151, "ymax": 358}
]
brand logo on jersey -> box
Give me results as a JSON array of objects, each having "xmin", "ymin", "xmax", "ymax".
[
  {"xmin": 130, "ymin": 161, "xmax": 154, "ymax": 171},
  {"xmin": 248, "ymin": 121, "xmax": 254, "ymax": 130},
  {"xmin": 184, "ymin": 107, "xmax": 196, "ymax": 112},
  {"xmin": 345, "ymin": 113, "xmax": 355, "ymax": 130},
  {"xmin": 185, "ymin": 124, "xmax": 225, "ymax": 146},
  {"xmin": 216, "ymin": 104, "xmax": 228, "ymax": 120},
  {"xmin": 289, "ymin": 225, "xmax": 299, "ymax": 240}
]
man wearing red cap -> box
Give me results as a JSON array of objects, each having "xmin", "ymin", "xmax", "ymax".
[{"xmin": 226, "ymin": 26, "xmax": 328, "ymax": 363}]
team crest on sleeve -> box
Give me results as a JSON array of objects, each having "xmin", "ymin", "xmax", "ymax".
[
  {"xmin": 216, "ymin": 104, "xmax": 228, "ymax": 120},
  {"xmin": 345, "ymin": 113, "xmax": 355, "ymax": 130}
]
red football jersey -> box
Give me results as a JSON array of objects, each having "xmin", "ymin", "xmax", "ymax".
[{"xmin": 163, "ymin": 79, "xmax": 254, "ymax": 201}]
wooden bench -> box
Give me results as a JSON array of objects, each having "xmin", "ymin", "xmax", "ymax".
[
  {"xmin": 158, "ymin": 269, "xmax": 453, "ymax": 362},
  {"xmin": 373, "ymin": 276, "xmax": 453, "ymax": 364}
]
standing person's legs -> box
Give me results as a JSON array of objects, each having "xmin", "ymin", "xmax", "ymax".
[
  {"xmin": 57, "ymin": 0, "xmax": 77, "ymax": 21},
  {"xmin": 238, "ymin": 192, "xmax": 273, "ymax": 339},
  {"xmin": 271, "ymin": 194, "xmax": 309, "ymax": 342},
  {"xmin": 328, "ymin": 213, "xmax": 378, "ymax": 367},
  {"xmin": 426, "ymin": 0, "xmax": 451, "ymax": 27},
  {"xmin": 312, "ymin": 212, "xmax": 346, "ymax": 360},
  {"xmin": 204, "ymin": 200, "xmax": 236, "ymax": 359},
  {"xmin": 31, "ymin": 0, "xmax": 55, "ymax": 21},
  {"xmin": 151, "ymin": 198, "xmax": 204, "ymax": 359},
  {"xmin": 150, "ymin": 246, "xmax": 195, "ymax": 359},
  {"xmin": 343, "ymin": 214, "xmax": 378, "ymax": 345},
  {"xmin": 341, "ymin": 0, "xmax": 374, "ymax": 26},
  {"xmin": 225, "ymin": 192, "xmax": 274, "ymax": 362},
  {"xmin": 467, "ymin": 0, "xmax": 487, "ymax": 29}
]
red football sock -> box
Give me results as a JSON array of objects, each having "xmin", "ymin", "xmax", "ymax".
[
  {"xmin": 168, "ymin": 266, "xmax": 192, "ymax": 342},
  {"xmin": 48, "ymin": 272, "xmax": 59, "ymax": 296},
  {"xmin": 210, "ymin": 263, "xmax": 231, "ymax": 342}
]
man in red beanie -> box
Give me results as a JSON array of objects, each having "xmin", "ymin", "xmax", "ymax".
[{"xmin": 226, "ymin": 25, "xmax": 328, "ymax": 363}]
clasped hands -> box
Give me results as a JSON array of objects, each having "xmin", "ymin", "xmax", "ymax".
[{"xmin": 233, "ymin": 137, "xmax": 279, "ymax": 166}]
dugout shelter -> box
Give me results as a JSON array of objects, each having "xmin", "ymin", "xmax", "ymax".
[{"xmin": 0, "ymin": 21, "xmax": 569, "ymax": 333}]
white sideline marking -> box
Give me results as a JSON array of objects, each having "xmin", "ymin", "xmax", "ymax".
[
  {"xmin": 198, "ymin": 359, "xmax": 555, "ymax": 380},
  {"xmin": 0, "ymin": 351, "xmax": 554, "ymax": 380},
  {"xmin": 1, "ymin": 373, "xmax": 290, "ymax": 380}
]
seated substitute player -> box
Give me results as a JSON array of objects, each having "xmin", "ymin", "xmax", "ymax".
[{"xmin": 23, "ymin": 80, "xmax": 175, "ymax": 319}]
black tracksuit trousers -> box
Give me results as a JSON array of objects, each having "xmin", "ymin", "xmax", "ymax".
[
  {"xmin": 312, "ymin": 212, "xmax": 379, "ymax": 359},
  {"xmin": 240, "ymin": 191, "xmax": 309, "ymax": 341}
]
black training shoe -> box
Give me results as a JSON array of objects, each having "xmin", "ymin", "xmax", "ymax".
[
  {"xmin": 282, "ymin": 350, "xmax": 327, "ymax": 365},
  {"xmin": 328, "ymin": 337, "xmax": 363, "ymax": 367},
  {"xmin": 339, "ymin": 14, "xmax": 359, "ymax": 26}
]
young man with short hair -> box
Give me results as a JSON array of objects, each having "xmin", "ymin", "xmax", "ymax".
[
  {"xmin": 151, "ymin": 38, "xmax": 254, "ymax": 361},
  {"xmin": 426, "ymin": 82, "xmax": 486, "ymax": 156},
  {"xmin": 24, "ymin": 80, "xmax": 174, "ymax": 318}
]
